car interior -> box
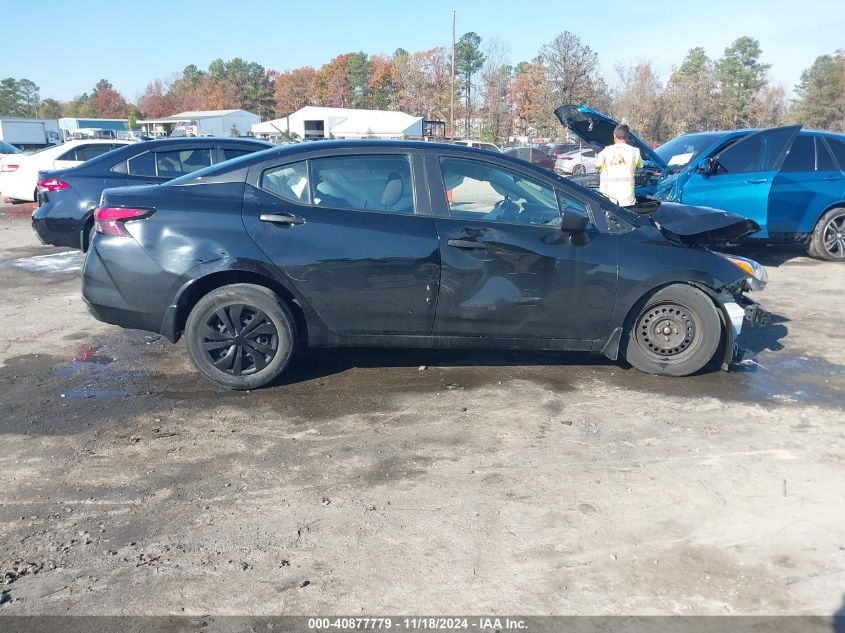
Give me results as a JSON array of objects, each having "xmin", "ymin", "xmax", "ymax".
[{"xmin": 310, "ymin": 155, "xmax": 414, "ymax": 213}]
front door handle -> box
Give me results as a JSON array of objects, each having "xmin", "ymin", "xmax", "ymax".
[
  {"xmin": 746, "ymin": 178, "xmax": 768, "ymax": 184},
  {"xmin": 260, "ymin": 213, "xmax": 305, "ymax": 226},
  {"xmin": 447, "ymin": 238, "xmax": 486, "ymax": 250}
]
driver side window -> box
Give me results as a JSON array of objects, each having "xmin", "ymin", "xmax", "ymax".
[{"xmin": 439, "ymin": 157, "xmax": 560, "ymax": 226}]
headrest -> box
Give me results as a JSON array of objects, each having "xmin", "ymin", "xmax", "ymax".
[{"xmin": 381, "ymin": 172, "xmax": 403, "ymax": 207}]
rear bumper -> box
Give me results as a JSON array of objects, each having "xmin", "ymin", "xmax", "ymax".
[
  {"xmin": 31, "ymin": 197, "xmax": 88, "ymax": 249},
  {"xmin": 81, "ymin": 236, "xmax": 178, "ymax": 337}
]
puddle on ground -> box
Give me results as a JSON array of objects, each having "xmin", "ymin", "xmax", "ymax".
[
  {"xmin": 1, "ymin": 251, "xmax": 85, "ymax": 275},
  {"xmin": 60, "ymin": 389, "xmax": 132, "ymax": 399}
]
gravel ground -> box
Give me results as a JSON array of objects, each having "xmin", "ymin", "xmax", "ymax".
[{"xmin": 0, "ymin": 201, "xmax": 843, "ymax": 616}]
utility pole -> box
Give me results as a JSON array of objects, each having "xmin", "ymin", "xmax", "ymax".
[{"xmin": 450, "ymin": 9, "xmax": 456, "ymax": 141}]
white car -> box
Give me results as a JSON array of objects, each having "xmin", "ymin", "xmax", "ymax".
[
  {"xmin": 554, "ymin": 148, "xmax": 598, "ymax": 176},
  {"xmin": 453, "ymin": 140, "xmax": 502, "ymax": 152},
  {"xmin": 0, "ymin": 139, "xmax": 131, "ymax": 202}
]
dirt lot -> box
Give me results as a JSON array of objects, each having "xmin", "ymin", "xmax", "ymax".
[{"xmin": 0, "ymin": 201, "xmax": 844, "ymax": 616}]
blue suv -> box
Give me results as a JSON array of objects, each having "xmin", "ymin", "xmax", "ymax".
[{"xmin": 556, "ymin": 105, "xmax": 845, "ymax": 261}]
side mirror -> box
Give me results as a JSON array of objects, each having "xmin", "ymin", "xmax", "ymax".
[
  {"xmin": 699, "ymin": 157, "xmax": 715, "ymax": 177},
  {"xmin": 560, "ymin": 208, "xmax": 589, "ymax": 233}
]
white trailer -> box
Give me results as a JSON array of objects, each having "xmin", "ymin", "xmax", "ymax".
[{"xmin": 0, "ymin": 118, "xmax": 61, "ymax": 150}]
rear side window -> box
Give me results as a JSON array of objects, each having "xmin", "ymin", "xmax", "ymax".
[
  {"xmin": 261, "ymin": 161, "xmax": 309, "ymax": 203},
  {"xmin": 817, "ymin": 139, "xmax": 837, "ymax": 171},
  {"xmin": 125, "ymin": 151, "xmax": 157, "ymax": 177},
  {"xmin": 223, "ymin": 148, "xmax": 251, "ymax": 161},
  {"xmin": 781, "ymin": 135, "xmax": 815, "ymax": 172},
  {"xmin": 823, "ymin": 138, "xmax": 845, "ymax": 170},
  {"xmin": 156, "ymin": 148, "xmax": 212, "ymax": 178},
  {"xmin": 310, "ymin": 154, "xmax": 414, "ymax": 214},
  {"xmin": 76, "ymin": 144, "xmax": 115, "ymax": 161},
  {"xmin": 57, "ymin": 148, "xmax": 78, "ymax": 161}
]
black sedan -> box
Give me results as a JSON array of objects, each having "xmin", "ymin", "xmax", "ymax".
[
  {"xmin": 32, "ymin": 137, "xmax": 274, "ymax": 250},
  {"xmin": 82, "ymin": 140, "xmax": 769, "ymax": 389}
]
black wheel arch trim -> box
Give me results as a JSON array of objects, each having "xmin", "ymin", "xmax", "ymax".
[
  {"xmin": 159, "ymin": 258, "xmax": 324, "ymax": 344},
  {"xmin": 599, "ymin": 272, "xmax": 738, "ymax": 365}
]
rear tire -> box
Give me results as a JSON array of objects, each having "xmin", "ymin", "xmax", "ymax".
[
  {"xmin": 807, "ymin": 207, "xmax": 845, "ymax": 261},
  {"xmin": 185, "ymin": 284, "xmax": 296, "ymax": 390},
  {"xmin": 624, "ymin": 284, "xmax": 721, "ymax": 377},
  {"xmin": 573, "ymin": 164, "xmax": 586, "ymax": 175}
]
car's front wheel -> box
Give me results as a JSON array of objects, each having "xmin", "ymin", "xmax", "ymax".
[
  {"xmin": 185, "ymin": 284, "xmax": 296, "ymax": 390},
  {"xmin": 572, "ymin": 164, "xmax": 586, "ymax": 175},
  {"xmin": 807, "ymin": 207, "xmax": 845, "ymax": 261},
  {"xmin": 624, "ymin": 284, "xmax": 721, "ymax": 377}
]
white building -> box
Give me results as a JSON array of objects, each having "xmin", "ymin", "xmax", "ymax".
[
  {"xmin": 138, "ymin": 109, "xmax": 260, "ymax": 138},
  {"xmin": 252, "ymin": 106, "xmax": 424, "ymax": 141}
]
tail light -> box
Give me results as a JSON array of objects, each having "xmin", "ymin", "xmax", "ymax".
[
  {"xmin": 560, "ymin": 156, "xmax": 573, "ymax": 160},
  {"xmin": 38, "ymin": 178, "xmax": 69, "ymax": 192},
  {"xmin": 1, "ymin": 164, "xmax": 19, "ymax": 172},
  {"xmin": 94, "ymin": 207, "xmax": 153, "ymax": 237}
]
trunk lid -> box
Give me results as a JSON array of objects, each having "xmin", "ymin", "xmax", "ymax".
[{"xmin": 554, "ymin": 104, "xmax": 671, "ymax": 173}]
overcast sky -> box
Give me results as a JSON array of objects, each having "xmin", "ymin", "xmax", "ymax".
[{"xmin": 5, "ymin": 0, "xmax": 844, "ymax": 102}]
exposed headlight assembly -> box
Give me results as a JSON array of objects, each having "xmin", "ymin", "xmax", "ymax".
[{"xmin": 716, "ymin": 252, "xmax": 768, "ymax": 291}]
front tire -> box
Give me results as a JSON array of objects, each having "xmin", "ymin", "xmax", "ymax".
[
  {"xmin": 807, "ymin": 207, "xmax": 845, "ymax": 261},
  {"xmin": 572, "ymin": 164, "xmax": 586, "ymax": 175},
  {"xmin": 624, "ymin": 284, "xmax": 721, "ymax": 377},
  {"xmin": 185, "ymin": 284, "xmax": 296, "ymax": 390}
]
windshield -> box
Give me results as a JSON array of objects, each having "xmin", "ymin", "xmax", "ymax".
[{"xmin": 655, "ymin": 133, "xmax": 723, "ymax": 172}]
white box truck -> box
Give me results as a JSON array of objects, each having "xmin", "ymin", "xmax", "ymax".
[{"xmin": 0, "ymin": 118, "xmax": 62, "ymax": 150}]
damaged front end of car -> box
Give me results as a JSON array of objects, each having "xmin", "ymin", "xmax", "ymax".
[{"xmin": 626, "ymin": 197, "xmax": 771, "ymax": 370}]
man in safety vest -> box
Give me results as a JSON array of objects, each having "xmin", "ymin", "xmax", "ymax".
[{"xmin": 594, "ymin": 124, "xmax": 643, "ymax": 207}]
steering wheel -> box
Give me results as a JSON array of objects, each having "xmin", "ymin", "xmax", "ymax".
[{"xmin": 484, "ymin": 196, "xmax": 520, "ymax": 221}]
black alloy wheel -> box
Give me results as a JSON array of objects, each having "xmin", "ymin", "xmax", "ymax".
[
  {"xmin": 809, "ymin": 207, "xmax": 845, "ymax": 261},
  {"xmin": 821, "ymin": 210, "xmax": 845, "ymax": 259}
]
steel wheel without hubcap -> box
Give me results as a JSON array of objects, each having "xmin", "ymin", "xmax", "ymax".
[
  {"xmin": 201, "ymin": 304, "xmax": 279, "ymax": 376},
  {"xmin": 821, "ymin": 211, "xmax": 845, "ymax": 259},
  {"xmin": 624, "ymin": 284, "xmax": 721, "ymax": 377},
  {"xmin": 634, "ymin": 303, "xmax": 699, "ymax": 361}
]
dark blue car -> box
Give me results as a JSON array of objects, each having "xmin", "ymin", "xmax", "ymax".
[
  {"xmin": 556, "ymin": 105, "xmax": 845, "ymax": 260},
  {"xmin": 31, "ymin": 137, "xmax": 274, "ymax": 250}
]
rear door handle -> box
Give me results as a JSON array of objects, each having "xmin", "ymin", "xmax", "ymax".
[
  {"xmin": 746, "ymin": 178, "xmax": 768, "ymax": 184},
  {"xmin": 260, "ymin": 213, "xmax": 305, "ymax": 226},
  {"xmin": 447, "ymin": 238, "xmax": 486, "ymax": 250}
]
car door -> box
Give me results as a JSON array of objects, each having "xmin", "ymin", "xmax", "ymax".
[
  {"xmin": 429, "ymin": 153, "xmax": 617, "ymax": 342},
  {"xmin": 766, "ymin": 134, "xmax": 845, "ymax": 238},
  {"xmin": 680, "ymin": 126, "xmax": 800, "ymax": 237},
  {"xmin": 241, "ymin": 150, "xmax": 440, "ymax": 336}
]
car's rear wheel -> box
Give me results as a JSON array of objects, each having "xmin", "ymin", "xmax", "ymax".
[
  {"xmin": 572, "ymin": 164, "xmax": 586, "ymax": 175},
  {"xmin": 185, "ymin": 284, "xmax": 296, "ymax": 390},
  {"xmin": 808, "ymin": 207, "xmax": 845, "ymax": 261},
  {"xmin": 624, "ymin": 284, "xmax": 721, "ymax": 377}
]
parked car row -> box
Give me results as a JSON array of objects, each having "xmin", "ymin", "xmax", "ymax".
[{"xmin": 25, "ymin": 103, "xmax": 845, "ymax": 389}]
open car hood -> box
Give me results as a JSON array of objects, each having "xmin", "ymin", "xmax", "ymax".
[
  {"xmin": 554, "ymin": 104, "xmax": 670, "ymax": 173},
  {"xmin": 635, "ymin": 200, "xmax": 760, "ymax": 246}
]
